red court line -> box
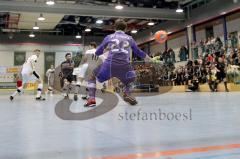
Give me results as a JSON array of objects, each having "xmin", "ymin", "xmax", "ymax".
[{"xmin": 88, "ymin": 144, "xmax": 240, "ymax": 159}]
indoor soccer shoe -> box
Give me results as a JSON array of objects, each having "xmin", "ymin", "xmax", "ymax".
[
  {"xmin": 84, "ymin": 99, "xmax": 96, "ymax": 107},
  {"xmin": 62, "ymin": 93, "xmax": 69, "ymax": 99},
  {"xmin": 64, "ymin": 95, "xmax": 69, "ymax": 99},
  {"xmin": 10, "ymin": 96, "xmax": 14, "ymax": 101},
  {"xmin": 123, "ymin": 94, "xmax": 138, "ymax": 105},
  {"xmin": 81, "ymin": 95, "xmax": 89, "ymax": 100},
  {"xmin": 74, "ymin": 94, "xmax": 78, "ymax": 101},
  {"xmin": 36, "ymin": 96, "xmax": 46, "ymax": 101},
  {"xmin": 101, "ymin": 88, "xmax": 106, "ymax": 93}
]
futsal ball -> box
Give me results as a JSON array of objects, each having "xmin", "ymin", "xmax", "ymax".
[{"xmin": 154, "ymin": 30, "xmax": 168, "ymax": 43}]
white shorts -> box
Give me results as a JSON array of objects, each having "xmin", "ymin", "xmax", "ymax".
[
  {"xmin": 21, "ymin": 73, "xmax": 39, "ymax": 84},
  {"xmin": 73, "ymin": 63, "xmax": 89, "ymax": 78}
]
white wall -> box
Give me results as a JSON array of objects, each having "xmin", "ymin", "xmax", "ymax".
[
  {"xmin": 0, "ymin": 44, "xmax": 83, "ymax": 78},
  {"xmin": 0, "ymin": 51, "xmax": 14, "ymax": 66},
  {"xmin": 227, "ymin": 18, "xmax": 240, "ymax": 43},
  {"xmin": 227, "ymin": 18, "xmax": 240, "ymax": 33},
  {"xmin": 196, "ymin": 18, "xmax": 240, "ymax": 42},
  {"xmin": 214, "ymin": 24, "xmax": 225, "ymax": 43},
  {"xmin": 196, "ymin": 30, "xmax": 206, "ymax": 42},
  {"xmin": 150, "ymin": 42, "xmax": 165, "ymax": 55},
  {"xmin": 213, "ymin": 24, "xmax": 224, "ymax": 40}
]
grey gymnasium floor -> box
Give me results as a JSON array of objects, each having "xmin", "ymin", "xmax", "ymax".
[{"xmin": 0, "ymin": 91, "xmax": 240, "ymax": 159}]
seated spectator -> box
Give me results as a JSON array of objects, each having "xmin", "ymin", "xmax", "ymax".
[
  {"xmin": 214, "ymin": 37, "xmax": 223, "ymax": 52},
  {"xmin": 207, "ymin": 53, "xmax": 214, "ymax": 63},
  {"xmin": 207, "ymin": 64, "xmax": 218, "ymax": 92},
  {"xmin": 216, "ymin": 57, "xmax": 229, "ymax": 92},
  {"xmin": 199, "ymin": 40, "xmax": 206, "ymax": 57},
  {"xmin": 186, "ymin": 75, "xmax": 199, "ymax": 92},
  {"xmin": 168, "ymin": 48, "xmax": 176, "ymax": 64}
]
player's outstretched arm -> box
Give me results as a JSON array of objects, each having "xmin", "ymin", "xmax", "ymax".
[
  {"xmin": 130, "ymin": 38, "xmax": 153, "ymax": 62},
  {"xmin": 95, "ymin": 36, "xmax": 109, "ymax": 56},
  {"xmin": 130, "ymin": 38, "xmax": 146, "ymax": 59}
]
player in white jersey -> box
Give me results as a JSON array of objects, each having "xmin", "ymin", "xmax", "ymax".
[
  {"xmin": 73, "ymin": 42, "xmax": 99, "ymax": 100},
  {"xmin": 45, "ymin": 64, "xmax": 55, "ymax": 96},
  {"xmin": 10, "ymin": 49, "xmax": 45, "ymax": 101}
]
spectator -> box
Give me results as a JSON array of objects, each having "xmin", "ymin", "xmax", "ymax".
[
  {"xmin": 231, "ymin": 34, "xmax": 238, "ymax": 49},
  {"xmin": 207, "ymin": 53, "xmax": 214, "ymax": 63},
  {"xmin": 186, "ymin": 75, "xmax": 199, "ymax": 92},
  {"xmin": 216, "ymin": 57, "xmax": 229, "ymax": 92},
  {"xmin": 200, "ymin": 39, "xmax": 206, "ymax": 57},
  {"xmin": 192, "ymin": 41, "xmax": 199, "ymax": 60},
  {"xmin": 179, "ymin": 45, "xmax": 188, "ymax": 61},
  {"xmin": 207, "ymin": 64, "xmax": 218, "ymax": 92},
  {"xmin": 168, "ymin": 48, "xmax": 176, "ymax": 64},
  {"xmin": 214, "ymin": 37, "xmax": 223, "ymax": 52}
]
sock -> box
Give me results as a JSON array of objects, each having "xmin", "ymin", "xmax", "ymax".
[
  {"xmin": 12, "ymin": 80, "xmax": 23, "ymax": 97},
  {"xmin": 123, "ymin": 84, "xmax": 131, "ymax": 95},
  {"xmin": 85, "ymin": 88, "xmax": 89, "ymax": 96},
  {"xmin": 88, "ymin": 79, "xmax": 96, "ymax": 100},
  {"xmin": 103, "ymin": 83, "xmax": 106, "ymax": 89},
  {"xmin": 48, "ymin": 87, "xmax": 53, "ymax": 95},
  {"xmin": 224, "ymin": 81, "xmax": 228, "ymax": 91},
  {"xmin": 11, "ymin": 86, "xmax": 23, "ymax": 97},
  {"xmin": 36, "ymin": 83, "xmax": 43, "ymax": 98},
  {"xmin": 62, "ymin": 81, "xmax": 69, "ymax": 95},
  {"xmin": 214, "ymin": 82, "xmax": 218, "ymax": 90},
  {"xmin": 208, "ymin": 82, "xmax": 213, "ymax": 91}
]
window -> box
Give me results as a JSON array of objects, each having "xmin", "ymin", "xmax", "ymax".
[
  {"xmin": 205, "ymin": 26, "xmax": 214, "ymax": 39},
  {"xmin": 14, "ymin": 52, "xmax": 26, "ymax": 66}
]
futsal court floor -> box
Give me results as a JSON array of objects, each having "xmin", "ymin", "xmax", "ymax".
[{"xmin": 0, "ymin": 92, "xmax": 240, "ymax": 159}]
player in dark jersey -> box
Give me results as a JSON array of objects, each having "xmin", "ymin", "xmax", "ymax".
[
  {"xmin": 84, "ymin": 19, "xmax": 152, "ymax": 107},
  {"xmin": 216, "ymin": 57, "xmax": 229, "ymax": 92},
  {"xmin": 60, "ymin": 53, "xmax": 77, "ymax": 99}
]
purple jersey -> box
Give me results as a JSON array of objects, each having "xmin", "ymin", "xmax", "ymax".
[{"xmin": 95, "ymin": 31, "xmax": 146, "ymax": 64}]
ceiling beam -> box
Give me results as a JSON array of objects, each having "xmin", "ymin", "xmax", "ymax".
[{"xmin": 0, "ymin": 1, "xmax": 185, "ymax": 20}]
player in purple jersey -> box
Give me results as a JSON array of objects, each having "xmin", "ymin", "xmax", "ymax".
[{"xmin": 84, "ymin": 19, "xmax": 152, "ymax": 107}]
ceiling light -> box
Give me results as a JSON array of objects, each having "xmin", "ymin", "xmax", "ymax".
[
  {"xmin": 75, "ymin": 33, "xmax": 81, "ymax": 39},
  {"xmin": 176, "ymin": 8, "xmax": 184, "ymax": 13},
  {"xmin": 96, "ymin": 19, "xmax": 103, "ymax": 24},
  {"xmin": 33, "ymin": 22, "xmax": 39, "ymax": 30},
  {"xmin": 85, "ymin": 28, "xmax": 91, "ymax": 32},
  {"xmin": 46, "ymin": 0, "xmax": 55, "ymax": 5},
  {"xmin": 115, "ymin": 4, "xmax": 124, "ymax": 10},
  {"xmin": 148, "ymin": 22, "xmax": 155, "ymax": 26},
  {"xmin": 38, "ymin": 13, "xmax": 45, "ymax": 21},
  {"xmin": 131, "ymin": 30, "xmax": 138, "ymax": 34},
  {"xmin": 221, "ymin": 12, "xmax": 226, "ymax": 15},
  {"xmin": 29, "ymin": 32, "xmax": 35, "ymax": 38}
]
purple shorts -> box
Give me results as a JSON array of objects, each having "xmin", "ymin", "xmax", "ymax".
[{"xmin": 93, "ymin": 62, "xmax": 136, "ymax": 85}]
